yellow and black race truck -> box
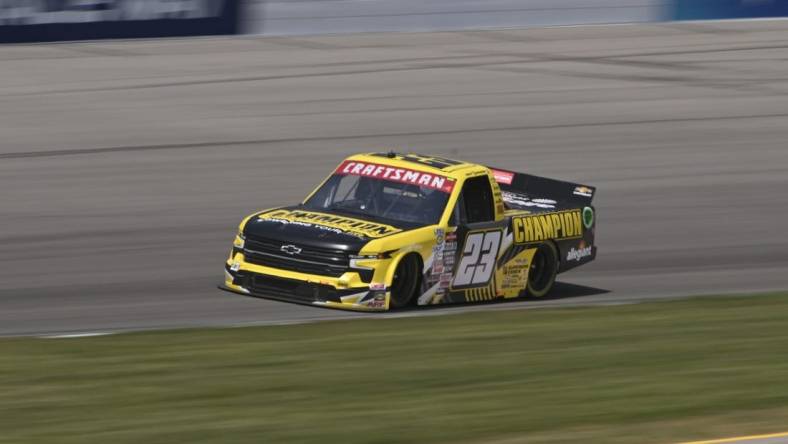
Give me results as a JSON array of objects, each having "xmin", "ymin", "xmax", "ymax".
[{"xmin": 222, "ymin": 152, "xmax": 596, "ymax": 311}]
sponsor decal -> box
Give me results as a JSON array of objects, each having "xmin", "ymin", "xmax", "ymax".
[
  {"xmin": 566, "ymin": 241, "xmax": 593, "ymax": 262},
  {"xmin": 367, "ymin": 300, "xmax": 385, "ymax": 308},
  {"xmin": 512, "ymin": 210, "xmax": 583, "ymax": 243},
  {"xmin": 499, "ymin": 256, "xmax": 529, "ymax": 295},
  {"xmin": 257, "ymin": 209, "xmax": 400, "ymax": 239},
  {"xmin": 501, "ymin": 191, "xmax": 557, "ymax": 209},
  {"xmin": 583, "ymin": 206, "xmax": 594, "ymax": 229},
  {"xmin": 439, "ymin": 273, "xmax": 452, "ymax": 289},
  {"xmin": 573, "ymin": 186, "xmax": 594, "ymax": 198},
  {"xmin": 369, "ymin": 283, "xmax": 386, "ymax": 291},
  {"xmin": 432, "ymin": 261, "xmax": 444, "ymax": 274},
  {"xmin": 490, "ymin": 169, "xmax": 514, "ymax": 185},
  {"xmin": 364, "ymin": 291, "xmax": 387, "ymax": 308},
  {"xmin": 336, "ymin": 160, "xmax": 455, "ymax": 193},
  {"xmin": 433, "ymin": 228, "xmax": 446, "ymax": 255},
  {"xmin": 446, "ymin": 231, "xmax": 457, "ymax": 241},
  {"xmin": 443, "ymin": 253, "xmax": 455, "ymax": 267},
  {"xmin": 434, "ymin": 228, "xmax": 445, "ymax": 244}
]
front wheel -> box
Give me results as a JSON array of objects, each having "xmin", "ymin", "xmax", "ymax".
[
  {"xmin": 526, "ymin": 242, "xmax": 558, "ymax": 298},
  {"xmin": 389, "ymin": 255, "xmax": 420, "ymax": 309}
]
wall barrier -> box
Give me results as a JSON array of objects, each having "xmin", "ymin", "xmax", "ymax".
[
  {"xmin": 673, "ymin": 0, "xmax": 788, "ymax": 21},
  {"xmin": 246, "ymin": 0, "xmax": 668, "ymax": 35},
  {"xmin": 1, "ymin": 0, "xmax": 787, "ymax": 43},
  {"xmin": 0, "ymin": 0, "xmax": 241, "ymax": 43}
]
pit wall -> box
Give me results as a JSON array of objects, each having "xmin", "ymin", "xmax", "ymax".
[
  {"xmin": 1, "ymin": 0, "xmax": 786, "ymax": 43},
  {"xmin": 245, "ymin": 0, "xmax": 667, "ymax": 35},
  {"xmin": 246, "ymin": 0, "xmax": 788, "ymax": 35},
  {"xmin": 673, "ymin": 0, "xmax": 788, "ymax": 21},
  {"xmin": 0, "ymin": 0, "xmax": 241, "ymax": 43}
]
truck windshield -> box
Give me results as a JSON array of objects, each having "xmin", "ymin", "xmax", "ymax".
[{"xmin": 303, "ymin": 173, "xmax": 451, "ymax": 226}]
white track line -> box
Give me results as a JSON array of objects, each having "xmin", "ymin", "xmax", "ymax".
[
  {"xmin": 42, "ymin": 332, "xmax": 114, "ymax": 339},
  {"xmin": 679, "ymin": 431, "xmax": 788, "ymax": 444}
]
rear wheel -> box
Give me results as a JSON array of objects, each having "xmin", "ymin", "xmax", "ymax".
[
  {"xmin": 527, "ymin": 242, "xmax": 559, "ymax": 298},
  {"xmin": 389, "ymin": 255, "xmax": 420, "ymax": 309}
]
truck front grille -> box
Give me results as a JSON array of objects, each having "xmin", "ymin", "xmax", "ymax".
[{"xmin": 243, "ymin": 235, "xmax": 349, "ymax": 277}]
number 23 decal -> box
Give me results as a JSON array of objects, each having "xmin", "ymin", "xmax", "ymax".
[{"xmin": 453, "ymin": 231, "xmax": 502, "ymax": 288}]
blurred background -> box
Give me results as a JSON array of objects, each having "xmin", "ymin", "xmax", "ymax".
[
  {"xmin": 2, "ymin": 0, "xmax": 787, "ymax": 333},
  {"xmin": 2, "ymin": 1, "xmax": 788, "ymax": 443}
]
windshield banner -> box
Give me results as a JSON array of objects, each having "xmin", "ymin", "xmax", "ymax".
[
  {"xmin": 336, "ymin": 160, "xmax": 456, "ymax": 193},
  {"xmin": 0, "ymin": 0, "xmax": 240, "ymax": 43}
]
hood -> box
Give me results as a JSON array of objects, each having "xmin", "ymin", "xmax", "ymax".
[{"xmin": 242, "ymin": 206, "xmax": 405, "ymax": 253}]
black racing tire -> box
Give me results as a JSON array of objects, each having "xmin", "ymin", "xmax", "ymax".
[
  {"xmin": 526, "ymin": 242, "xmax": 559, "ymax": 298},
  {"xmin": 389, "ymin": 254, "xmax": 421, "ymax": 309}
]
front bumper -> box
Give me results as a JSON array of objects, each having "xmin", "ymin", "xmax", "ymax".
[{"xmin": 223, "ymin": 264, "xmax": 389, "ymax": 311}]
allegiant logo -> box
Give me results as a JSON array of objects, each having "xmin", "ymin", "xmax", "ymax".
[
  {"xmin": 336, "ymin": 160, "xmax": 455, "ymax": 193},
  {"xmin": 512, "ymin": 210, "xmax": 583, "ymax": 243}
]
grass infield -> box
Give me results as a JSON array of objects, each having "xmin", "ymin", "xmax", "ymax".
[{"xmin": 2, "ymin": 293, "xmax": 788, "ymax": 443}]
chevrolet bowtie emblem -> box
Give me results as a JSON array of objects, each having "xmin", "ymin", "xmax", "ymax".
[{"xmin": 280, "ymin": 244, "xmax": 302, "ymax": 255}]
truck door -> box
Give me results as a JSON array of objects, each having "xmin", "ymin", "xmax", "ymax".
[{"xmin": 445, "ymin": 175, "xmax": 508, "ymax": 301}]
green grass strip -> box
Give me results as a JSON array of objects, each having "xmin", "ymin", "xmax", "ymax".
[{"xmin": 2, "ymin": 293, "xmax": 788, "ymax": 444}]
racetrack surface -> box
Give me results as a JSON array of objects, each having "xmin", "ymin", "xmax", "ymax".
[{"xmin": 2, "ymin": 20, "xmax": 788, "ymax": 336}]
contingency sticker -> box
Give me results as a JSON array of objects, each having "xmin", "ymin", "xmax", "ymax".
[{"xmin": 497, "ymin": 250, "xmax": 534, "ymax": 298}]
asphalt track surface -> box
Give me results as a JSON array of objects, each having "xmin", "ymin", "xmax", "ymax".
[{"xmin": 2, "ymin": 20, "xmax": 788, "ymax": 337}]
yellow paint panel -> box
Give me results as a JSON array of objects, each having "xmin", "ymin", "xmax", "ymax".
[{"xmin": 496, "ymin": 248, "xmax": 536, "ymax": 298}]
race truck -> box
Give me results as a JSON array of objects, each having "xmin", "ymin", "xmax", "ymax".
[{"xmin": 222, "ymin": 152, "xmax": 596, "ymax": 311}]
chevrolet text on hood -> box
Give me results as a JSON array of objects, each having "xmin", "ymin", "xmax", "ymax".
[{"xmin": 222, "ymin": 152, "xmax": 597, "ymax": 311}]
